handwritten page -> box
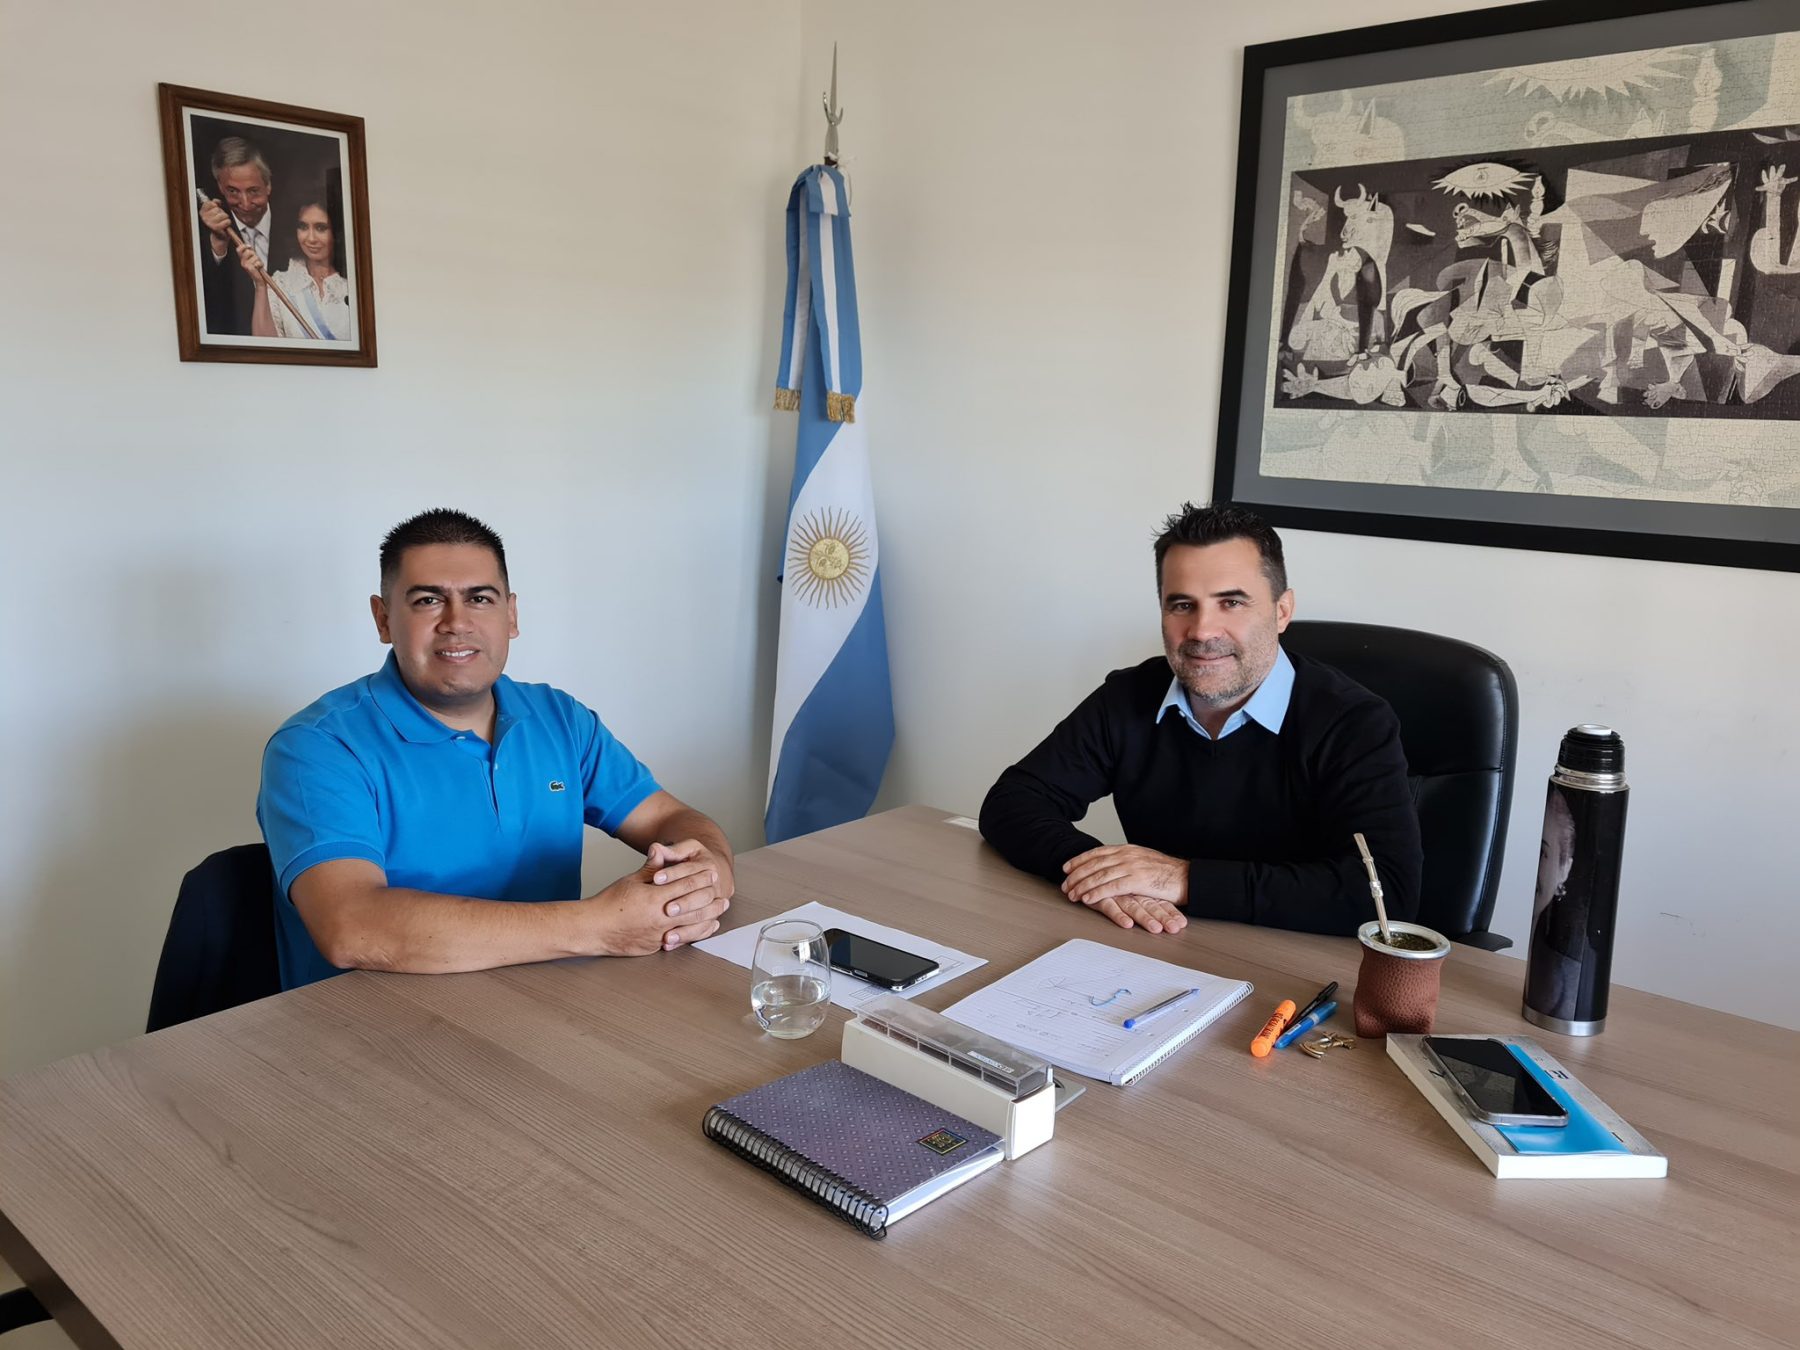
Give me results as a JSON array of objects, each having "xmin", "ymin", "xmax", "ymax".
[{"xmin": 942, "ymin": 939, "xmax": 1252, "ymax": 1084}]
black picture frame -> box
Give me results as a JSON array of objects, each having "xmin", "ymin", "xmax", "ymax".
[
  {"xmin": 1214, "ymin": 0, "xmax": 1800, "ymax": 573},
  {"xmin": 158, "ymin": 83, "xmax": 377, "ymax": 367}
]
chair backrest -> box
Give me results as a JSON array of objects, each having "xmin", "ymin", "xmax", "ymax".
[
  {"xmin": 146, "ymin": 843, "xmax": 282, "ymax": 1033},
  {"xmin": 1281, "ymin": 621, "xmax": 1519, "ymax": 945}
]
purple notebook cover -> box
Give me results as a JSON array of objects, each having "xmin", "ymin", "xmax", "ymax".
[{"xmin": 714, "ymin": 1060, "xmax": 1000, "ymax": 1205}]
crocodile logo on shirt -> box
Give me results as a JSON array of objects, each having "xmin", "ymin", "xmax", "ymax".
[{"xmin": 548, "ymin": 780, "xmax": 566, "ymax": 793}]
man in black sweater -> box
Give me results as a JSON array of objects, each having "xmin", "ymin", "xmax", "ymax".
[{"xmin": 979, "ymin": 503, "xmax": 1420, "ymax": 937}]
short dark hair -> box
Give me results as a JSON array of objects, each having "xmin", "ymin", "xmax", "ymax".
[
  {"xmin": 1153, "ymin": 502, "xmax": 1287, "ymax": 598},
  {"xmin": 379, "ymin": 509, "xmax": 509, "ymax": 594}
]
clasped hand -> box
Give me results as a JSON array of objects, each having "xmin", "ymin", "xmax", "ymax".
[
  {"xmin": 233, "ymin": 240, "xmax": 267, "ymax": 287},
  {"xmin": 200, "ymin": 199, "xmax": 233, "ymax": 259},
  {"xmin": 593, "ymin": 838, "xmax": 734, "ymax": 956},
  {"xmin": 1061, "ymin": 844, "xmax": 1188, "ymax": 935}
]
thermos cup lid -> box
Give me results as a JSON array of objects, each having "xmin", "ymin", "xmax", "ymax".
[{"xmin": 1559, "ymin": 724, "xmax": 1624, "ymax": 774}]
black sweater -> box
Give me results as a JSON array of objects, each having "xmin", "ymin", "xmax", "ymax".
[{"xmin": 979, "ymin": 653, "xmax": 1422, "ymax": 936}]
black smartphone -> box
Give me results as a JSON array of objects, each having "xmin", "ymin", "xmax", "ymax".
[
  {"xmin": 1422, "ymin": 1036, "xmax": 1569, "ymax": 1127},
  {"xmin": 822, "ymin": 928, "xmax": 940, "ymax": 991}
]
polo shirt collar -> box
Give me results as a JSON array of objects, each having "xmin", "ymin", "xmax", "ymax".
[
  {"xmin": 491, "ymin": 670, "xmax": 532, "ymax": 744},
  {"xmin": 369, "ymin": 652, "xmax": 533, "ymax": 744},
  {"xmin": 1156, "ymin": 644, "xmax": 1295, "ymax": 739}
]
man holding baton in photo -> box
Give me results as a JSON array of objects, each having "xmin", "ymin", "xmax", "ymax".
[{"xmin": 196, "ymin": 135, "xmax": 289, "ymax": 336}]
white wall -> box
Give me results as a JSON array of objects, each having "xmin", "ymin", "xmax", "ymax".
[
  {"xmin": 801, "ymin": 0, "xmax": 1800, "ymax": 1030},
  {"xmin": 0, "ymin": 0, "xmax": 806, "ymax": 1077},
  {"xmin": 3, "ymin": 0, "xmax": 1795, "ymax": 1097}
]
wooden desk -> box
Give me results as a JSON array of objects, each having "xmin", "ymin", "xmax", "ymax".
[{"xmin": 2, "ymin": 806, "xmax": 1795, "ymax": 1348}]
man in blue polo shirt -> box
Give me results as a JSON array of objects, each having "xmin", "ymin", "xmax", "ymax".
[{"xmin": 257, "ymin": 508, "xmax": 735, "ymax": 989}]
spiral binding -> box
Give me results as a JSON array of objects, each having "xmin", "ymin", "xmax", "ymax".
[
  {"xmin": 1117, "ymin": 981, "xmax": 1253, "ymax": 1084},
  {"xmin": 702, "ymin": 1105, "xmax": 893, "ymax": 1238}
]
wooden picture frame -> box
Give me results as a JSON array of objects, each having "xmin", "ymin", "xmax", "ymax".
[
  {"xmin": 1213, "ymin": 0, "xmax": 1800, "ymax": 573},
  {"xmin": 158, "ymin": 83, "xmax": 377, "ymax": 367}
]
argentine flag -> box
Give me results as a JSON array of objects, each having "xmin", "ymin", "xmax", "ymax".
[{"xmin": 766, "ymin": 164, "xmax": 894, "ymax": 843}]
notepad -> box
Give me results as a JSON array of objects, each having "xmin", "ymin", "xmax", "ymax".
[
  {"xmin": 703, "ymin": 1060, "xmax": 1004, "ymax": 1238},
  {"xmin": 942, "ymin": 939, "xmax": 1253, "ymax": 1085}
]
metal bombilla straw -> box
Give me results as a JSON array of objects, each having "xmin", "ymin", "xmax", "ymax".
[{"xmin": 1353, "ymin": 832, "xmax": 1392, "ymax": 944}]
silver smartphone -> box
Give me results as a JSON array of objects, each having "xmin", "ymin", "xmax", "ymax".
[
  {"xmin": 1422, "ymin": 1036, "xmax": 1569, "ymax": 1127},
  {"xmin": 822, "ymin": 928, "xmax": 940, "ymax": 991}
]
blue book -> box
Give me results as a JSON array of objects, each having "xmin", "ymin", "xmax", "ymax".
[
  {"xmin": 1387, "ymin": 1034, "xmax": 1668, "ymax": 1179},
  {"xmin": 704, "ymin": 1060, "xmax": 1003, "ymax": 1237}
]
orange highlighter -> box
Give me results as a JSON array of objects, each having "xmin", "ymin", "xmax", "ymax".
[{"xmin": 1251, "ymin": 999, "xmax": 1297, "ymax": 1057}]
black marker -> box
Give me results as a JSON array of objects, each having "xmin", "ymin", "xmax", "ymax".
[{"xmin": 1289, "ymin": 981, "xmax": 1337, "ymax": 1028}]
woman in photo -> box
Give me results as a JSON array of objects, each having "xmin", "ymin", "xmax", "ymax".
[
  {"xmin": 1524, "ymin": 788, "xmax": 1582, "ymax": 1020},
  {"xmin": 236, "ymin": 186, "xmax": 353, "ymax": 341}
]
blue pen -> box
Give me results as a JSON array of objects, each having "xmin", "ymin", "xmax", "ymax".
[
  {"xmin": 1123, "ymin": 987, "xmax": 1203, "ymax": 1030},
  {"xmin": 1274, "ymin": 1000, "xmax": 1339, "ymax": 1049}
]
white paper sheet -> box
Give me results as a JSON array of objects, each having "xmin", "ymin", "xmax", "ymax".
[
  {"xmin": 941, "ymin": 939, "xmax": 1252, "ymax": 1083},
  {"xmin": 693, "ymin": 901, "xmax": 987, "ymax": 1010}
]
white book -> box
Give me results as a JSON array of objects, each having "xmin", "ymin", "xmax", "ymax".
[
  {"xmin": 942, "ymin": 939, "xmax": 1252, "ymax": 1085},
  {"xmin": 1387, "ymin": 1034, "xmax": 1668, "ymax": 1179}
]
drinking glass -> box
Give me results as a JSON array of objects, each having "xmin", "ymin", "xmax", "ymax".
[{"xmin": 750, "ymin": 920, "xmax": 831, "ymax": 1039}]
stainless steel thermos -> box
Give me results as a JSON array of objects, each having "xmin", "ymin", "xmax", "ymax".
[{"xmin": 1522, "ymin": 725, "xmax": 1629, "ymax": 1037}]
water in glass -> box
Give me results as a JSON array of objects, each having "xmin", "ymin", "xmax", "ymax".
[
  {"xmin": 751, "ymin": 920, "xmax": 831, "ymax": 1039},
  {"xmin": 751, "ymin": 973, "xmax": 830, "ymax": 1038}
]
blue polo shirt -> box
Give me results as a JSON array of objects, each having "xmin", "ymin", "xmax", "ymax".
[{"xmin": 257, "ymin": 653, "xmax": 660, "ymax": 989}]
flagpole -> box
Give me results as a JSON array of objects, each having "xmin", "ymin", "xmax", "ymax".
[{"xmin": 822, "ymin": 43, "xmax": 843, "ymax": 168}]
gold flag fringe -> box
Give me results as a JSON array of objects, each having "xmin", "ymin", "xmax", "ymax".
[
  {"xmin": 826, "ymin": 392, "xmax": 856, "ymax": 423},
  {"xmin": 773, "ymin": 388, "xmax": 801, "ymax": 412}
]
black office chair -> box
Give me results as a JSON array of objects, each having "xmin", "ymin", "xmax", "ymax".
[
  {"xmin": 4, "ymin": 845, "xmax": 284, "ymax": 1337},
  {"xmin": 0, "ymin": 1291, "xmax": 51, "ymax": 1336},
  {"xmin": 146, "ymin": 842, "xmax": 283, "ymax": 1033},
  {"xmin": 1282, "ymin": 620, "xmax": 1518, "ymax": 950}
]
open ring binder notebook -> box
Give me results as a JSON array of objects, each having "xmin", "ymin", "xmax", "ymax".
[
  {"xmin": 942, "ymin": 939, "xmax": 1253, "ymax": 1085},
  {"xmin": 703, "ymin": 1060, "xmax": 1003, "ymax": 1238}
]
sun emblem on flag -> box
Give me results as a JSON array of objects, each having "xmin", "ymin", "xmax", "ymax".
[{"xmin": 788, "ymin": 508, "xmax": 871, "ymax": 607}]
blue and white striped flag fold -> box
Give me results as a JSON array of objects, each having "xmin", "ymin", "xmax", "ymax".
[{"xmin": 766, "ymin": 165, "xmax": 893, "ymax": 843}]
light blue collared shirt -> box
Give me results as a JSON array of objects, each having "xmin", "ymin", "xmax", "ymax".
[{"xmin": 1156, "ymin": 646, "xmax": 1295, "ymax": 741}]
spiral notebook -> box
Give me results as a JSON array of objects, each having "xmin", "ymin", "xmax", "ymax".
[
  {"xmin": 942, "ymin": 939, "xmax": 1253, "ymax": 1085},
  {"xmin": 703, "ymin": 1060, "xmax": 1003, "ymax": 1238}
]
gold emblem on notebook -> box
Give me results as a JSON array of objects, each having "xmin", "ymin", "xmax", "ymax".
[{"xmin": 917, "ymin": 1127, "xmax": 968, "ymax": 1155}]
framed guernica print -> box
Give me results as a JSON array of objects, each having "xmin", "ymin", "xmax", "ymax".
[
  {"xmin": 1214, "ymin": 0, "xmax": 1800, "ymax": 572},
  {"xmin": 158, "ymin": 83, "xmax": 377, "ymax": 367}
]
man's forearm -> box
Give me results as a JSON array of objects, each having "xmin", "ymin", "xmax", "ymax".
[
  {"xmin": 980, "ymin": 768, "xmax": 1104, "ymax": 883},
  {"xmin": 1184, "ymin": 852, "xmax": 1415, "ymax": 936},
  {"xmin": 980, "ymin": 682, "xmax": 1117, "ymax": 884},
  {"xmin": 311, "ymin": 886, "xmax": 605, "ymax": 974}
]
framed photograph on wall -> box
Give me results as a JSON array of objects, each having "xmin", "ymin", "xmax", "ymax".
[
  {"xmin": 157, "ymin": 83, "xmax": 377, "ymax": 367},
  {"xmin": 1214, "ymin": 0, "xmax": 1800, "ymax": 572}
]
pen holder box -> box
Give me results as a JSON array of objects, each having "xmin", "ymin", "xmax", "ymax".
[{"xmin": 840, "ymin": 1018, "xmax": 1055, "ymax": 1160}]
